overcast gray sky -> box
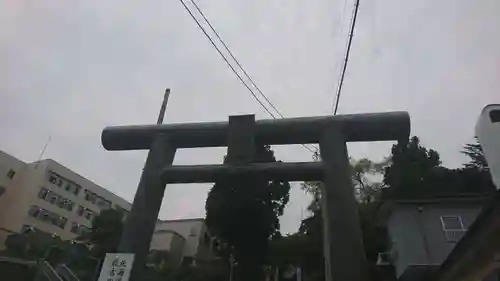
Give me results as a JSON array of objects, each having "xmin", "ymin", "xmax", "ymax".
[{"xmin": 1, "ymin": 0, "xmax": 499, "ymax": 233}]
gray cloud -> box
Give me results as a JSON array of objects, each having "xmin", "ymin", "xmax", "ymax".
[{"xmin": 1, "ymin": 0, "xmax": 499, "ymax": 233}]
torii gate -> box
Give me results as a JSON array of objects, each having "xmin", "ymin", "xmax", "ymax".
[{"xmin": 101, "ymin": 111, "xmax": 410, "ymax": 281}]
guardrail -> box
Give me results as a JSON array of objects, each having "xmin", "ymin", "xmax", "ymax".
[
  {"xmin": 37, "ymin": 260, "xmax": 63, "ymax": 281},
  {"xmin": 55, "ymin": 264, "xmax": 79, "ymax": 281}
]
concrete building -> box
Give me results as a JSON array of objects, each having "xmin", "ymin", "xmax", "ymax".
[
  {"xmin": 152, "ymin": 218, "xmax": 214, "ymax": 267},
  {"xmin": 383, "ymin": 196, "xmax": 496, "ymax": 281},
  {"xmin": 149, "ymin": 229, "xmax": 186, "ymax": 266},
  {"xmin": 0, "ymin": 149, "xmax": 214, "ymax": 266},
  {"xmin": 0, "ymin": 150, "xmax": 131, "ymax": 247}
]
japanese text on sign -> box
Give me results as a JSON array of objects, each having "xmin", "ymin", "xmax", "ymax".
[{"xmin": 98, "ymin": 253, "xmax": 135, "ymax": 281}]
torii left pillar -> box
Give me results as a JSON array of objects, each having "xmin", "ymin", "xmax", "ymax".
[{"xmin": 117, "ymin": 135, "xmax": 176, "ymax": 281}]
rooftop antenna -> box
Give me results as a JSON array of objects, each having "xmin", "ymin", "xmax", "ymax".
[{"xmin": 34, "ymin": 135, "xmax": 51, "ymax": 169}]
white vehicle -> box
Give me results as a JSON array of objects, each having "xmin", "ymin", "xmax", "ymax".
[{"xmin": 475, "ymin": 104, "xmax": 500, "ymax": 189}]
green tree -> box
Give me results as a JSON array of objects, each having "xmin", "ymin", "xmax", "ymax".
[
  {"xmin": 382, "ymin": 136, "xmax": 495, "ymax": 199},
  {"xmin": 462, "ymin": 137, "xmax": 488, "ymax": 170},
  {"xmin": 296, "ymin": 137, "xmax": 495, "ymax": 281},
  {"xmin": 352, "ymin": 158, "xmax": 387, "ymax": 203},
  {"xmin": 78, "ymin": 208, "xmax": 124, "ymax": 259},
  {"xmin": 382, "ymin": 136, "xmax": 442, "ymax": 199},
  {"xmin": 205, "ymin": 144, "xmax": 291, "ymax": 281},
  {"xmin": 300, "ymin": 157, "xmax": 387, "ymax": 208},
  {"xmin": 297, "ymin": 158, "xmax": 387, "ymax": 280},
  {"xmin": 3, "ymin": 230, "xmax": 67, "ymax": 261},
  {"xmin": 298, "ymin": 157, "xmax": 390, "ymax": 281}
]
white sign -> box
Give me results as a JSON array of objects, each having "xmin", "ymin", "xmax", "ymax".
[{"xmin": 98, "ymin": 253, "xmax": 135, "ymax": 281}]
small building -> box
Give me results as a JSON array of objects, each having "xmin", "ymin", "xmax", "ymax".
[
  {"xmin": 154, "ymin": 218, "xmax": 215, "ymax": 267},
  {"xmin": 149, "ymin": 229, "xmax": 186, "ymax": 267},
  {"xmin": 383, "ymin": 196, "xmax": 497, "ymax": 281}
]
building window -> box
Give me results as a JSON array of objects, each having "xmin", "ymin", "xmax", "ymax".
[
  {"xmin": 48, "ymin": 173, "xmax": 57, "ymax": 184},
  {"xmin": 84, "ymin": 189, "xmax": 97, "ymax": 204},
  {"xmin": 70, "ymin": 222, "xmax": 90, "ymax": 235},
  {"xmin": 7, "ymin": 169, "xmax": 16, "ymax": 179},
  {"xmin": 38, "ymin": 187, "xmax": 49, "ymax": 199},
  {"xmin": 28, "ymin": 206, "xmax": 41, "ymax": 218},
  {"xmin": 65, "ymin": 183, "xmax": 81, "ymax": 196},
  {"xmin": 84, "ymin": 211, "xmax": 93, "ymax": 221},
  {"xmin": 84, "ymin": 189, "xmax": 112, "ymax": 210},
  {"xmin": 27, "ymin": 205, "xmax": 67, "ymax": 229},
  {"xmin": 48, "ymin": 193, "xmax": 59, "ymax": 204},
  {"xmin": 56, "ymin": 197, "xmax": 74, "ymax": 211},
  {"xmin": 20, "ymin": 225, "xmax": 35, "ymax": 234},
  {"xmin": 37, "ymin": 187, "xmax": 75, "ymax": 212},
  {"xmin": 96, "ymin": 198, "xmax": 112, "ymax": 210},
  {"xmin": 70, "ymin": 222, "xmax": 78, "ymax": 234},
  {"xmin": 54, "ymin": 217, "xmax": 67, "ymax": 229},
  {"xmin": 490, "ymin": 109, "xmax": 500, "ymax": 123},
  {"xmin": 47, "ymin": 171, "xmax": 81, "ymax": 196},
  {"xmin": 77, "ymin": 205, "xmax": 85, "ymax": 216},
  {"xmin": 440, "ymin": 215, "xmax": 467, "ymax": 242},
  {"xmin": 76, "ymin": 205, "xmax": 94, "ymax": 221}
]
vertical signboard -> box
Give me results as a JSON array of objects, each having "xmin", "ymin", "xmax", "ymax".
[{"xmin": 98, "ymin": 253, "xmax": 135, "ymax": 281}]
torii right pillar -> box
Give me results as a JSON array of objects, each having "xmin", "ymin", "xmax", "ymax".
[{"xmin": 320, "ymin": 126, "xmax": 367, "ymax": 281}]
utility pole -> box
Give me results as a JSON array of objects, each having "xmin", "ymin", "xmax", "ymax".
[{"xmin": 157, "ymin": 88, "xmax": 170, "ymax": 125}]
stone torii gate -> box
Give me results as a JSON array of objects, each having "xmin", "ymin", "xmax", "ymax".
[{"xmin": 101, "ymin": 111, "xmax": 410, "ymax": 281}]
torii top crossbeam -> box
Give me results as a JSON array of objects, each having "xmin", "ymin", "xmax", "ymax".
[{"xmin": 102, "ymin": 111, "xmax": 410, "ymax": 150}]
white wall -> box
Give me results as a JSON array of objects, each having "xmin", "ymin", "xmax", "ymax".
[
  {"xmin": 0, "ymin": 150, "xmax": 27, "ymax": 208},
  {"xmin": 155, "ymin": 219, "xmax": 206, "ymax": 258},
  {"xmin": 151, "ymin": 231, "xmax": 176, "ymax": 251}
]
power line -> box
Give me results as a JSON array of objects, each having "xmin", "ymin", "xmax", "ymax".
[
  {"xmin": 189, "ymin": 0, "xmax": 285, "ymax": 119},
  {"xmin": 331, "ymin": 0, "xmax": 349, "ymax": 91},
  {"xmin": 332, "ymin": 0, "xmax": 361, "ymax": 115},
  {"xmin": 179, "ymin": 0, "xmax": 317, "ymax": 154},
  {"xmin": 178, "ymin": 0, "xmax": 277, "ymax": 119}
]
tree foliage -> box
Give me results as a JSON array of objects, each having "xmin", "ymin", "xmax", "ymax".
[
  {"xmin": 269, "ymin": 233, "xmax": 323, "ymax": 281},
  {"xmin": 382, "ymin": 136, "xmax": 442, "ymax": 199},
  {"xmin": 352, "ymin": 158, "xmax": 387, "ymax": 203},
  {"xmin": 300, "ymin": 157, "xmax": 387, "ymax": 209},
  {"xmin": 382, "ymin": 136, "xmax": 494, "ymax": 199},
  {"xmin": 205, "ymin": 144, "xmax": 291, "ymax": 281},
  {"xmin": 78, "ymin": 208, "xmax": 125, "ymax": 259},
  {"xmin": 298, "ymin": 158, "xmax": 388, "ymax": 280},
  {"xmin": 3, "ymin": 230, "xmax": 68, "ymax": 261},
  {"xmin": 462, "ymin": 137, "xmax": 488, "ymax": 170},
  {"xmin": 294, "ymin": 136, "xmax": 495, "ymax": 281}
]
